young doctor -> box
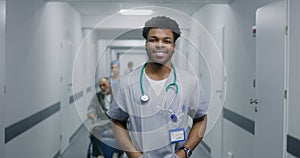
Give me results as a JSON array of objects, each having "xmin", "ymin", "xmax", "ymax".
[{"xmin": 106, "ymin": 16, "xmax": 209, "ymax": 158}]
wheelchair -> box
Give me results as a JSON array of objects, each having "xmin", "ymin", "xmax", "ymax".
[{"xmin": 87, "ymin": 124, "xmax": 124, "ymax": 158}]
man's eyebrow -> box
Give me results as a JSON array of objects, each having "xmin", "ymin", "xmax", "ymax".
[{"xmin": 148, "ymin": 36, "xmax": 172, "ymax": 39}]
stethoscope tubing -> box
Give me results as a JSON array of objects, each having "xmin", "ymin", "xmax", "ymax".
[{"xmin": 139, "ymin": 63, "xmax": 178, "ymax": 102}]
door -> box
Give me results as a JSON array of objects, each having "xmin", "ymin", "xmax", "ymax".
[
  {"xmin": 59, "ymin": 37, "xmax": 73, "ymax": 153},
  {"xmin": 255, "ymin": 1, "xmax": 286, "ymax": 157}
]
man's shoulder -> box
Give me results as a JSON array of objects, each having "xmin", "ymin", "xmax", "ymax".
[
  {"xmin": 96, "ymin": 91, "xmax": 102, "ymax": 95},
  {"xmin": 96, "ymin": 91, "xmax": 103, "ymax": 97}
]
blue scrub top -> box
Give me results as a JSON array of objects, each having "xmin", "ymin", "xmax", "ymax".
[{"xmin": 106, "ymin": 64, "xmax": 209, "ymax": 157}]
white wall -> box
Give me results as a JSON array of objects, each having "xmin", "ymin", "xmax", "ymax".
[
  {"xmin": 73, "ymin": 28, "xmax": 98, "ymax": 129},
  {"xmin": 187, "ymin": 5, "xmax": 227, "ymax": 158},
  {"xmin": 82, "ymin": 28, "xmax": 99, "ymax": 112},
  {"xmin": 287, "ymin": 0, "xmax": 300, "ymax": 157},
  {"xmin": 50, "ymin": 2, "xmax": 87, "ymax": 153},
  {"xmin": 188, "ymin": 0, "xmax": 278, "ymax": 157},
  {"xmin": 96, "ymin": 39, "xmax": 112, "ymax": 79},
  {"xmin": 5, "ymin": 1, "xmax": 86, "ymax": 157},
  {"xmin": 0, "ymin": 1, "xmax": 6, "ymax": 158}
]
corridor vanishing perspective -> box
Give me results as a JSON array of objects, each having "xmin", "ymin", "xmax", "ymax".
[{"xmin": 1, "ymin": 0, "xmax": 300, "ymax": 158}]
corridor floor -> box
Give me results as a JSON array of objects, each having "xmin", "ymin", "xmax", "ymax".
[{"xmin": 61, "ymin": 123, "xmax": 211, "ymax": 158}]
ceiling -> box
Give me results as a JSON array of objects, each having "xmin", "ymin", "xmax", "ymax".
[
  {"xmin": 47, "ymin": 0, "xmax": 233, "ymax": 16},
  {"xmin": 46, "ymin": 0, "xmax": 233, "ymax": 41}
]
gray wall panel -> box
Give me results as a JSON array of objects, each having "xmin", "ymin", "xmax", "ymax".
[
  {"xmin": 5, "ymin": 102, "xmax": 60, "ymax": 143},
  {"xmin": 223, "ymin": 108, "xmax": 255, "ymax": 135}
]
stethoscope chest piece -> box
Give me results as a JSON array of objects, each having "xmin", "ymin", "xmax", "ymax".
[{"xmin": 141, "ymin": 95, "xmax": 149, "ymax": 102}]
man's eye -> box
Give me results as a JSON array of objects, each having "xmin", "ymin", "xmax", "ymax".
[
  {"xmin": 165, "ymin": 40, "xmax": 172, "ymax": 44},
  {"xmin": 148, "ymin": 39, "xmax": 156, "ymax": 42}
]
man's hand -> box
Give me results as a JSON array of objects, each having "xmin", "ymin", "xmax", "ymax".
[
  {"xmin": 127, "ymin": 152, "xmax": 143, "ymax": 158},
  {"xmin": 112, "ymin": 119, "xmax": 143, "ymax": 158},
  {"xmin": 87, "ymin": 113, "xmax": 96, "ymax": 120},
  {"xmin": 175, "ymin": 149, "xmax": 186, "ymax": 158}
]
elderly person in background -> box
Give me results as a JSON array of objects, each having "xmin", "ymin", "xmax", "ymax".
[{"xmin": 87, "ymin": 77, "xmax": 123, "ymax": 158}]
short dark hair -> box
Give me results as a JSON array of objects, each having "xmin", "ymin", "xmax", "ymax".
[{"xmin": 142, "ymin": 16, "xmax": 181, "ymax": 42}]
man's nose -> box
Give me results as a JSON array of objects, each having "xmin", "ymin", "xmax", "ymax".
[{"xmin": 155, "ymin": 41, "xmax": 165, "ymax": 47}]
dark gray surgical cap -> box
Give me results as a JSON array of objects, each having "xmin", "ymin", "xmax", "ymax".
[{"xmin": 142, "ymin": 16, "xmax": 181, "ymax": 39}]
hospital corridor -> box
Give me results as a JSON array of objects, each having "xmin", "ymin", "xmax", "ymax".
[{"xmin": 1, "ymin": 0, "xmax": 300, "ymax": 158}]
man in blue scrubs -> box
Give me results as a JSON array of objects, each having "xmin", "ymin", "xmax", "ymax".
[{"xmin": 106, "ymin": 16, "xmax": 209, "ymax": 158}]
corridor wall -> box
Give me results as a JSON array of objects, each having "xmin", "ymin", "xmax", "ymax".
[
  {"xmin": 188, "ymin": 0, "xmax": 278, "ymax": 157},
  {"xmin": 4, "ymin": 1, "xmax": 93, "ymax": 157}
]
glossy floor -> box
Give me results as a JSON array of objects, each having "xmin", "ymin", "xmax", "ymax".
[{"xmin": 61, "ymin": 124, "xmax": 211, "ymax": 158}]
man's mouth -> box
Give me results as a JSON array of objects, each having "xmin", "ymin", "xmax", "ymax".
[{"xmin": 153, "ymin": 51, "xmax": 166, "ymax": 57}]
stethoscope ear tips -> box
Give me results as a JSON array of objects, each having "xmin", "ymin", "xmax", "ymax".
[{"xmin": 141, "ymin": 95, "xmax": 149, "ymax": 102}]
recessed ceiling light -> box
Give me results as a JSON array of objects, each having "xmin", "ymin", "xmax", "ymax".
[{"xmin": 120, "ymin": 9, "xmax": 153, "ymax": 15}]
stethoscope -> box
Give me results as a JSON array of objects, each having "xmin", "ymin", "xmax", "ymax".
[
  {"xmin": 140, "ymin": 63, "xmax": 178, "ymax": 102},
  {"xmin": 139, "ymin": 63, "xmax": 179, "ymax": 122}
]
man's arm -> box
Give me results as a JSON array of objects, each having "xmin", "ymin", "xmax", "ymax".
[
  {"xmin": 112, "ymin": 119, "xmax": 143, "ymax": 158},
  {"xmin": 87, "ymin": 96, "xmax": 98, "ymax": 120},
  {"xmin": 176, "ymin": 115, "xmax": 207, "ymax": 158}
]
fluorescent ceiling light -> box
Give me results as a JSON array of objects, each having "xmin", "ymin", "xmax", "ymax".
[{"xmin": 120, "ymin": 9, "xmax": 153, "ymax": 15}]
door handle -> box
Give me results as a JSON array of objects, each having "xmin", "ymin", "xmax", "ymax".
[
  {"xmin": 250, "ymin": 99, "xmax": 258, "ymax": 112},
  {"xmin": 250, "ymin": 98, "xmax": 258, "ymax": 104},
  {"xmin": 254, "ymin": 106, "xmax": 258, "ymax": 112}
]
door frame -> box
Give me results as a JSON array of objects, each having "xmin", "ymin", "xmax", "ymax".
[{"xmin": 0, "ymin": 1, "xmax": 6, "ymax": 157}]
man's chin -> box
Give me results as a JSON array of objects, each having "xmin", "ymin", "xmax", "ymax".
[
  {"xmin": 148, "ymin": 60, "xmax": 167, "ymax": 65},
  {"xmin": 101, "ymin": 91, "xmax": 107, "ymax": 94}
]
